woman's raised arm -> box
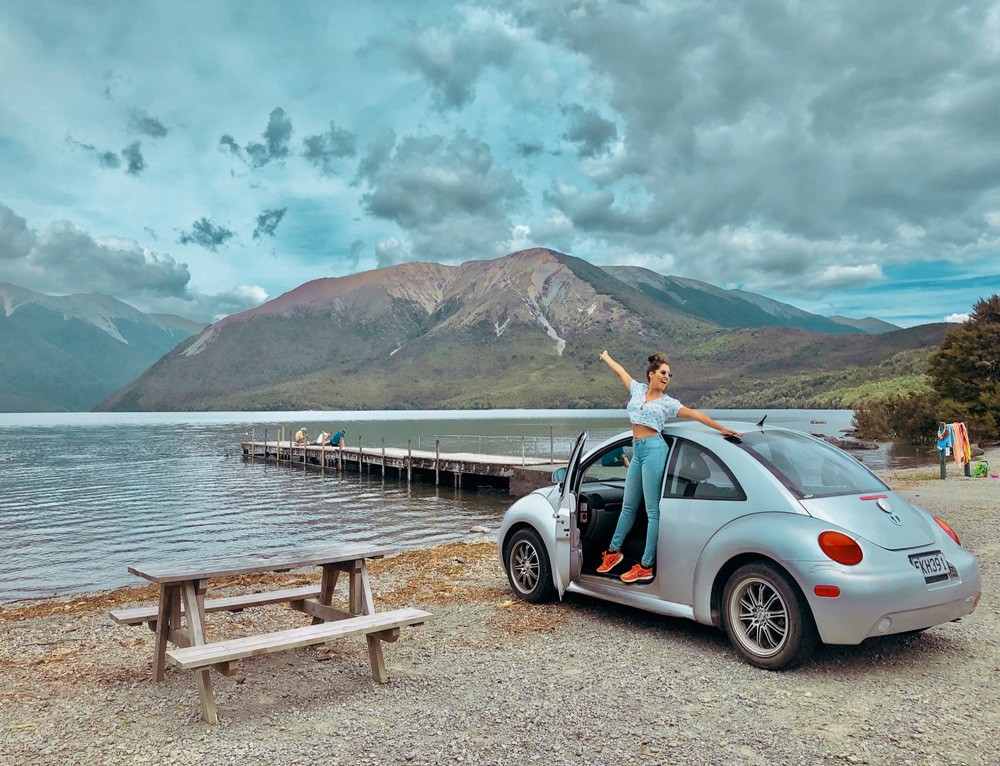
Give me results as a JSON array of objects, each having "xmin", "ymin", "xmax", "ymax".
[{"xmin": 599, "ymin": 350, "xmax": 633, "ymax": 390}]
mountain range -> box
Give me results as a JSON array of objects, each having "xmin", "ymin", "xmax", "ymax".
[
  {"xmin": 0, "ymin": 283, "xmax": 202, "ymax": 411},
  {"xmin": 96, "ymin": 249, "xmax": 940, "ymax": 412}
]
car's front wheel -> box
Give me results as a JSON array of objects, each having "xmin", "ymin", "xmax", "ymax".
[
  {"xmin": 504, "ymin": 528, "xmax": 557, "ymax": 603},
  {"xmin": 722, "ymin": 562, "xmax": 818, "ymax": 670}
]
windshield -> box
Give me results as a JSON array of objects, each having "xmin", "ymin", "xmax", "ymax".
[{"xmin": 739, "ymin": 430, "xmax": 888, "ymax": 499}]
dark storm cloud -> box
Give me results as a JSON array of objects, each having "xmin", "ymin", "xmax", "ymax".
[
  {"xmin": 0, "ymin": 204, "xmax": 36, "ymax": 260},
  {"xmin": 220, "ymin": 107, "xmax": 293, "ymax": 169},
  {"xmin": 264, "ymin": 107, "xmax": 292, "ymax": 160},
  {"xmin": 494, "ymin": 0, "xmax": 1000, "ymax": 295},
  {"xmin": 360, "ymin": 130, "xmax": 525, "ymax": 262},
  {"xmin": 303, "ymin": 122, "xmax": 357, "ymax": 175},
  {"xmin": 357, "ymin": 128, "xmax": 396, "ymax": 182},
  {"xmin": 219, "ymin": 134, "xmax": 241, "ymax": 156},
  {"xmin": 98, "ymin": 151, "xmax": 121, "ymax": 169},
  {"xmin": 252, "ymin": 207, "xmax": 288, "ymax": 239},
  {"xmin": 560, "ymin": 104, "xmax": 617, "ymax": 158},
  {"xmin": 384, "ymin": 13, "xmax": 519, "ymax": 109},
  {"xmin": 121, "ymin": 141, "xmax": 145, "ymax": 176},
  {"xmin": 515, "ymin": 141, "xmax": 544, "ymax": 157},
  {"xmin": 178, "ymin": 218, "xmax": 235, "ymax": 251},
  {"xmin": 128, "ymin": 110, "xmax": 168, "ymax": 138},
  {"xmin": 0, "ymin": 203, "xmax": 190, "ymax": 298}
]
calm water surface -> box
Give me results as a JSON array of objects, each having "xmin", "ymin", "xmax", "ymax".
[{"xmin": 0, "ymin": 408, "xmax": 925, "ymax": 602}]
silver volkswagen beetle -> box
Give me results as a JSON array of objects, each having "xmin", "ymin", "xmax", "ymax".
[{"xmin": 498, "ymin": 423, "xmax": 982, "ymax": 670}]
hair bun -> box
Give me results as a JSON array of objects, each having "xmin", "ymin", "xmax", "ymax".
[{"xmin": 648, "ymin": 353, "xmax": 666, "ymax": 364}]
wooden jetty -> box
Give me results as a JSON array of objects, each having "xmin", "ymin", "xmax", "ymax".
[{"xmin": 240, "ymin": 439, "xmax": 562, "ymax": 494}]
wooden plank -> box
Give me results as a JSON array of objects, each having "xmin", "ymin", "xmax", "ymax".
[
  {"xmin": 294, "ymin": 599, "xmax": 354, "ymax": 623},
  {"xmin": 152, "ymin": 584, "xmax": 177, "ymax": 683},
  {"xmin": 129, "ymin": 545, "xmax": 395, "ymax": 584},
  {"xmin": 358, "ymin": 565, "xmax": 387, "ymax": 683},
  {"xmin": 166, "ymin": 608, "xmax": 431, "ymax": 670},
  {"xmin": 312, "ymin": 564, "xmax": 340, "ymax": 626},
  {"xmin": 181, "ymin": 580, "xmax": 217, "ymax": 725},
  {"xmin": 110, "ymin": 585, "xmax": 322, "ymax": 625}
]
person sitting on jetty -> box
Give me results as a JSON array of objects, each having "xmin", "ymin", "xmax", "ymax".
[
  {"xmin": 315, "ymin": 431, "xmax": 329, "ymax": 445},
  {"xmin": 327, "ymin": 428, "xmax": 346, "ymax": 447},
  {"xmin": 294, "ymin": 427, "xmax": 308, "ymax": 445}
]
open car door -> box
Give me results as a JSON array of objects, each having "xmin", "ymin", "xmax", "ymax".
[{"xmin": 554, "ymin": 431, "xmax": 588, "ymax": 598}]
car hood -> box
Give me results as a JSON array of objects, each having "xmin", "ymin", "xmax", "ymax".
[{"xmin": 798, "ymin": 492, "xmax": 936, "ymax": 550}]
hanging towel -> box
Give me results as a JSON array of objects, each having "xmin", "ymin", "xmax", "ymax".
[{"xmin": 951, "ymin": 422, "xmax": 971, "ymax": 466}]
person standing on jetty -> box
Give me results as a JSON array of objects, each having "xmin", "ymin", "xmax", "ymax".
[{"xmin": 597, "ymin": 351, "xmax": 742, "ymax": 583}]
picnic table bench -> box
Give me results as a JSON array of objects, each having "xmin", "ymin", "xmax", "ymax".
[{"xmin": 110, "ymin": 544, "xmax": 430, "ymax": 723}]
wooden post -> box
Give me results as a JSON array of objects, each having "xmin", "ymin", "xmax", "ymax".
[
  {"xmin": 264, "ymin": 428, "xmax": 268, "ymax": 461},
  {"xmin": 521, "ymin": 435, "xmax": 526, "ymax": 467},
  {"xmin": 381, "ymin": 437, "xmax": 386, "ymax": 478},
  {"xmin": 435, "ymin": 437, "xmax": 440, "ymax": 486},
  {"xmin": 407, "ymin": 439, "xmax": 412, "ymax": 483},
  {"xmin": 358, "ymin": 434, "xmax": 363, "ymax": 473},
  {"xmin": 939, "ymin": 449, "xmax": 946, "ymax": 480},
  {"xmin": 181, "ymin": 579, "xmax": 217, "ymax": 724},
  {"xmin": 321, "ymin": 441, "xmax": 325, "ymax": 475}
]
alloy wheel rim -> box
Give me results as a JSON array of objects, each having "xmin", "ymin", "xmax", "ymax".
[
  {"xmin": 510, "ymin": 540, "xmax": 540, "ymax": 593},
  {"xmin": 730, "ymin": 576, "xmax": 789, "ymax": 657}
]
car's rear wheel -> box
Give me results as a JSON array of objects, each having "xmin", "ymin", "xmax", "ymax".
[
  {"xmin": 722, "ymin": 562, "xmax": 817, "ymax": 670},
  {"xmin": 504, "ymin": 528, "xmax": 556, "ymax": 603}
]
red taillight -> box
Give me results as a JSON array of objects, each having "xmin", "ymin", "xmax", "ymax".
[
  {"xmin": 818, "ymin": 531, "xmax": 863, "ymax": 565},
  {"xmin": 814, "ymin": 585, "xmax": 841, "ymax": 598},
  {"xmin": 934, "ymin": 516, "xmax": 961, "ymax": 545}
]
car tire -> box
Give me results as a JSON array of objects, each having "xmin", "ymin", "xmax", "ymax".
[
  {"xmin": 504, "ymin": 528, "xmax": 557, "ymax": 603},
  {"xmin": 722, "ymin": 562, "xmax": 818, "ymax": 671}
]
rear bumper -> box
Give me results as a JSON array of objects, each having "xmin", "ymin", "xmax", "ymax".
[{"xmin": 786, "ymin": 547, "xmax": 982, "ymax": 645}]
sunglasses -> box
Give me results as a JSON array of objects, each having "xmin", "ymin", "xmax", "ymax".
[{"xmin": 656, "ymin": 370, "xmax": 673, "ymax": 378}]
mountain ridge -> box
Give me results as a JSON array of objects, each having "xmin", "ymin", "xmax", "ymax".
[{"xmin": 97, "ymin": 248, "xmax": 944, "ymax": 412}]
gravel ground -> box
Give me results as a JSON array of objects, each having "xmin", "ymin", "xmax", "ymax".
[{"xmin": 1, "ymin": 450, "xmax": 998, "ymax": 766}]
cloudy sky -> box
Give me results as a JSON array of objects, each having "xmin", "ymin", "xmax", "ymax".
[{"xmin": 2, "ymin": 1, "xmax": 998, "ymax": 325}]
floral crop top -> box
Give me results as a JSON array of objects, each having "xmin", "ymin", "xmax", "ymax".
[{"xmin": 626, "ymin": 379, "xmax": 683, "ymax": 432}]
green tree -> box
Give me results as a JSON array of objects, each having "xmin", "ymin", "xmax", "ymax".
[{"xmin": 927, "ymin": 295, "xmax": 1000, "ymax": 440}]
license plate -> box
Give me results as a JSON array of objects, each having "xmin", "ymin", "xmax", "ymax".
[{"xmin": 908, "ymin": 551, "xmax": 950, "ymax": 583}]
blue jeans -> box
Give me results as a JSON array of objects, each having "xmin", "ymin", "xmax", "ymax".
[{"xmin": 609, "ymin": 436, "xmax": 668, "ymax": 567}]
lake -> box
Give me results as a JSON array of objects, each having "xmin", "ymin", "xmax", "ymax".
[{"xmin": 0, "ymin": 408, "xmax": 928, "ymax": 603}]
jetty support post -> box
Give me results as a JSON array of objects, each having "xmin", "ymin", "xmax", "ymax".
[
  {"xmin": 321, "ymin": 441, "xmax": 325, "ymax": 474},
  {"xmin": 407, "ymin": 439, "xmax": 412, "ymax": 483},
  {"xmin": 381, "ymin": 437, "xmax": 386, "ymax": 478},
  {"xmin": 359, "ymin": 434, "xmax": 363, "ymax": 473},
  {"xmin": 435, "ymin": 437, "xmax": 440, "ymax": 486},
  {"xmin": 264, "ymin": 428, "xmax": 268, "ymax": 461}
]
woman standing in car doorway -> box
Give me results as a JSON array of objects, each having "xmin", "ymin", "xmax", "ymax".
[{"xmin": 597, "ymin": 351, "xmax": 742, "ymax": 583}]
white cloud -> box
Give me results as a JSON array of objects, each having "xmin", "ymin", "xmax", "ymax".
[{"xmin": 945, "ymin": 312, "xmax": 971, "ymax": 323}]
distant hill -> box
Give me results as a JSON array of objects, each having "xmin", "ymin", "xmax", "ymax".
[
  {"xmin": 97, "ymin": 249, "xmax": 946, "ymax": 412},
  {"xmin": 603, "ymin": 266, "xmax": 862, "ymax": 334},
  {"xmin": 0, "ymin": 283, "xmax": 203, "ymax": 411},
  {"xmin": 827, "ymin": 315, "xmax": 901, "ymax": 334}
]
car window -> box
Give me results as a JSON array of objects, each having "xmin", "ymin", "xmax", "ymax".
[
  {"xmin": 739, "ymin": 430, "xmax": 887, "ymax": 498},
  {"xmin": 580, "ymin": 442, "xmax": 634, "ymax": 484},
  {"xmin": 663, "ymin": 440, "xmax": 745, "ymax": 501}
]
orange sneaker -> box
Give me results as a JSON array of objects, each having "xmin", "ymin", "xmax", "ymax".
[
  {"xmin": 621, "ymin": 563, "xmax": 654, "ymax": 583},
  {"xmin": 596, "ymin": 550, "xmax": 624, "ymax": 573}
]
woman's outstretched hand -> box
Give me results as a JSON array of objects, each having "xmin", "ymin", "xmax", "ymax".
[{"xmin": 599, "ymin": 350, "xmax": 609, "ymax": 362}]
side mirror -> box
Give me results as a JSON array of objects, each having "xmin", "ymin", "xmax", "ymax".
[{"xmin": 551, "ymin": 467, "xmax": 567, "ymax": 483}]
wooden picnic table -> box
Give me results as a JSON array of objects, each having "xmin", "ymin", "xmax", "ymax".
[{"xmin": 111, "ymin": 543, "xmax": 430, "ymax": 723}]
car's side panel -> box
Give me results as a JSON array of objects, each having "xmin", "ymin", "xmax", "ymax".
[{"xmin": 690, "ymin": 511, "xmax": 835, "ymax": 626}]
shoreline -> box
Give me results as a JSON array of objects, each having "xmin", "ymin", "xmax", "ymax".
[{"xmin": 2, "ymin": 451, "xmax": 998, "ymax": 765}]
